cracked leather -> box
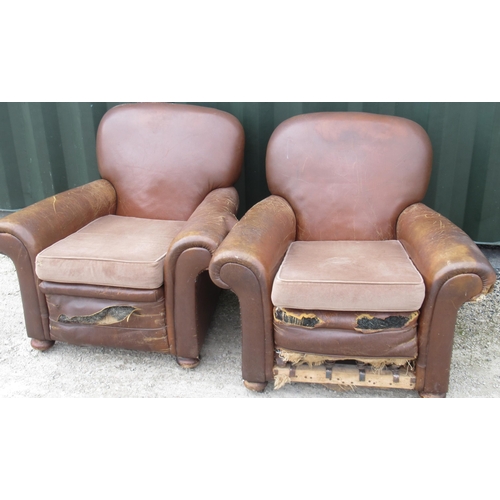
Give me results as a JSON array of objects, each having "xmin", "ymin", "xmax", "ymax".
[{"xmin": 397, "ymin": 202, "xmax": 496, "ymax": 393}]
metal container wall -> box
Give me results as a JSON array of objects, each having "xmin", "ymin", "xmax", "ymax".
[{"xmin": 1, "ymin": 102, "xmax": 499, "ymax": 243}]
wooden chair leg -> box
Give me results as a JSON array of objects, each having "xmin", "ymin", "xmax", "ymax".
[
  {"xmin": 419, "ymin": 391, "xmax": 446, "ymax": 398},
  {"xmin": 176, "ymin": 356, "xmax": 200, "ymax": 369},
  {"xmin": 30, "ymin": 339, "xmax": 55, "ymax": 351},
  {"xmin": 244, "ymin": 380, "xmax": 267, "ymax": 392}
]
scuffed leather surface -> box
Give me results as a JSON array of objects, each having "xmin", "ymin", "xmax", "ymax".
[
  {"xmin": 267, "ymin": 112, "xmax": 432, "ymax": 241},
  {"xmin": 97, "ymin": 103, "xmax": 244, "ymax": 221},
  {"xmin": 397, "ymin": 203, "xmax": 496, "ymax": 394},
  {"xmin": 274, "ymin": 323, "xmax": 418, "ymax": 358},
  {"xmin": 417, "ymin": 273, "xmax": 483, "ymax": 395},
  {"xmin": 0, "ymin": 179, "xmax": 116, "ymax": 258},
  {"xmin": 164, "ymin": 187, "xmax": 239, "ymax": 356},
  {"xmin": 166, "ymin": 187, "xmax": 239, "ymax": 268},
  {"xmin": 209, "ymin": 195, "xmax": 296, "ymax": 382},
  {"xmin": 0, "ymin": 180, "xmax": 116, "ymax": 340},
  {"xmin": 170, "ymin": 250, "xmax": 219, "ymax": 358},
  {"xmin": 397, "ymin": 203, "xmax": 496, "ymax": 298},
  {"xmin": 0, "ymin": 233, "xmax": 47, "ymax": 339},
  {"xmin": 209, "ymin": 195, "xmax": 296, "ymax": 290},
  {"xmin": 49, "ymin": 322, "xmax": 169, "ymax": 353}
]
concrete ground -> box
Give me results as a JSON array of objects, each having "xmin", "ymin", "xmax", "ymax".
[{"xmin": 0, "ymin": 246, "xmax": 499, "ymax": 398}]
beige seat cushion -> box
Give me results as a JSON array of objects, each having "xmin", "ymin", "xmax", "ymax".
[
  {"xmin": 271, "ymin": 240, "xmax": 425, "ymax": 312},
  {"xmin": 36, "ymin": 215, "xmax": 185, "ymax": 289}
]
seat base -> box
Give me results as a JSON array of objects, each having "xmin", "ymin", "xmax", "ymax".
[
  {"xmin": 273, "ymin": 308, "xmax": 419, "ymax": 359},
  {"xmin": 39, "ymin": 281, "xmax": 170, "ymax": 353},
  {"xmin": 273, "ymin": 362, "xmax": 417, "ymax": 391},
  {"xmin": 276, "ymin": 347, "xmax": 414, "ymax": 371}
]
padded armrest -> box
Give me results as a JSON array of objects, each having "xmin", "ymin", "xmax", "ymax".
[
  {"xmin": 0, "ymin": 179, "xmax": 117, "ymax": 341},
  {"xmin": 163, "ymin": 187, "xmax": 239, "ymax": 356},
  {"xmin": 397, "ymin": 203, "xmax": 496, "ymax": 299},
  {"xmin": 166, "ymin": 187, "xmax": 239, "ymax": 262},
  {"xmin": 398, "ymin": 203, "xmax": 496, "ymax": 395},
  {"xmin": 0, "ymin": 179, "xmax": 117, "ymax": 260},
  {"xmin": 209, "ymin": 195, "xmax": 296, "ymax": 384},
  {"xmin": 209, "ymin": 195, "xmax": 296, "ymax": 290},
  {"xmin": 164, "ymin": 185, "xmax": 239, "ymax": 301}
]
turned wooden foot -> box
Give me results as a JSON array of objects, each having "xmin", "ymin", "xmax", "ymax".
[
  {"xmin": 30, "ymin": 339, "xmax": 55, "ymax": 351},
  {"xmin": 176, "ymin": 356, "xmax": 200, "ymax": 369},
  {"xmin": 243, "ymin": 380, "xmax": 267, "ymax": 392},
  {"xmin": 419, "ymin": 391, "xmax": 446, "ymax": 398}
]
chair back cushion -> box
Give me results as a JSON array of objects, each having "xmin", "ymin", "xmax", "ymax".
[
  {"xmin": 266, "ymin": 112, "xmax": 432, "ymax": 240},
  {"xmin": 97, "ymin": 103, "xmax": 244, "ymax": 220}
]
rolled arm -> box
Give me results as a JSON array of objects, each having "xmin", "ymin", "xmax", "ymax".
[
  {"xmin": 166, "ymin": 187, "xmax": 240, "ymax": 269},
  {"xmin": 163, "ymin": 187, "xmax": 239, "ymax": 357},
  {"xmin": 209, "ymin": 195, "xmax": 296, "ymax": 290},
  {"xmin": 397, "ymin": 203, "xmax": 496, "ymax": 299},
  {"xmin": 0, "ymin": 179, "xmax": 117, "ymax": 260},
  {"xmin": 398, "ymin": 203, "xmax": 496, "ymax": 395},
  {"xmin": 209, "ymin": 195, "xmax": 296, "ymax": 384},
  {"xmin": 0, "ymin": 179, "xmax": 116, "ymax": 341}
]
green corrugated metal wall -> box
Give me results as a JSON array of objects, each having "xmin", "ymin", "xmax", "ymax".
[{"xmin": 0, "ymin": 102, "xmax": 499, "ymax": 243}]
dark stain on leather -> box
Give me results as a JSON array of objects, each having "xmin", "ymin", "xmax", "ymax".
[{"xmin": 356, "ymin": 314, "xmax": 409, "ymax": 331}]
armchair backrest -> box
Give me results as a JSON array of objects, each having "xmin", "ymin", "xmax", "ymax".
[
  {"xmin": 97, "ymin": 103, "xmax": 244, "ymax": 220},
  {"xmin": 266, "ymin": 112, "xmax": 432, "ymax": 241}
]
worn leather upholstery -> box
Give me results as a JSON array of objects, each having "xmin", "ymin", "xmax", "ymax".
[
  {"xmin": 97, "ymin": 103, "xmax": 243, "ymax": 221},
  {"xmin": 210, "ymin": 111, "xmax": 496, "ymax": 396},
  {"xmin": 0, "ymin": 102, "xmax": 244, "ymax": 366},
  {"xmin": 266, "ymin": 112, "xmax": 432, "ymax": 241}
]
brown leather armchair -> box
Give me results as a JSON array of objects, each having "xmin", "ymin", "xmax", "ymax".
[
  {"xmin": 209, "ymin": 111, "xmax": 496, "ymax": 397},
  {"xmin": 0, "ymin": 103, "xmax": 244, "ymax": 368}
]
